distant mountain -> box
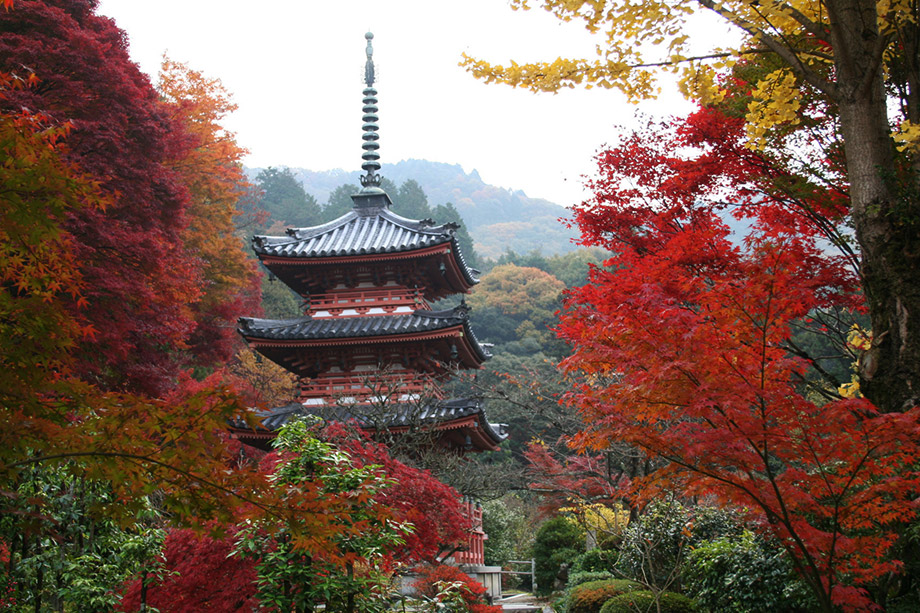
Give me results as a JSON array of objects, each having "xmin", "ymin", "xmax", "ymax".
[{"xmin": 249, "ymin": 160, "xmax": 579, "ymax": 259}]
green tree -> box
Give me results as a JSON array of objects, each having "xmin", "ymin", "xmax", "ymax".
[
  {"xmin": 262, "ymin": 275, "xmax": 302, "ymax": 319},
  {"xmin": 433, "ymin": 202, "xmax": 480, "ymax": 268},
  {"xmin": 468, "ymin": 264, "xmax": 566, "ymax": 353},
  {"xmin": 532, "ymin": 515, "xmax": 585, "ymax": 595},
  {"xmin": 256, "ymin": 167, "xmax": 322, "ymax": 229},
  {"xmin": 235, "ymin": 419, "xmax": 408, "ymax": 613},
  {"xmin": 322, "ymin": 183, "xmax": 360, "ymax": 222},
  {"xmin": 1, "ymin": 467, "xmax": 165, "ymax": 613},
  {"xmin": 393, "ymin": 178, "xmax": 431, "ymax": 219}
]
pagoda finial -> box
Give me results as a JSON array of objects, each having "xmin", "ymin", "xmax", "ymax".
[{"xmin": 360, "ymin": 32, "xmax": 382, "ymax": 190}]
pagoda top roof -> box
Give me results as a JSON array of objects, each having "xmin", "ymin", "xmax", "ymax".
[
  {"xmin": 252, "ymin": 205, "xmax": 479, "ymax": 283},
  {"xmin": 238, "ymin": 304, "xmax": 491, "ymax": 361}
]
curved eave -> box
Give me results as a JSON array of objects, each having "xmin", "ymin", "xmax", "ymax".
[
  {"xmin": 260, "ymin": 241, "xmax": 479, "ymax": 292},
  {"xmin": 231, "ymin": 399, "xmax": 509, "ymax": 452},
  {"xmin": 238, "ymin": 311, "xmax": 491, "ymax": 366},
  {"xmin": 252, "ymin": 207, "xmax": 451, "ymax": 258}
]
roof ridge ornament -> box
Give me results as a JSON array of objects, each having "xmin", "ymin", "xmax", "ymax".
[{"xmin": 360, "ymin": 32, "xmax": 382, "ymax": 190}]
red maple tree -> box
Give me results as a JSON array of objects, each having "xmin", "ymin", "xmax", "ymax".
[
  {"xmin": 118, "ymin": 529, "xmax": 258, "ymax": 613},
  {"xmin": 0, "ymin": 0, "xmax": 201, "ymax": 396},
  {"xmin": 557, "ymin": 105, "xmax": 920, "ymax": 611}
]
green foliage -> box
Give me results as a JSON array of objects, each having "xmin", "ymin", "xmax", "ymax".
[
  {"xmin": 599, "ymin": 590, "xmax": 700, "ymax": 613},
  {"xmin": 467, "ymin": 264, "xmax": 567, "ymax": 356},
  {"xmin": 532, "ymin": 515, "xmax": 585, "ymax": 595},
  {"xmin": 683, "ymin": 531, "xmax": 813, "ymax": 613},
  {"xmin": 493, "ymin": 247, "xmax": 609, "ymax": 288},
  {"xmin": 234, "ymin": 419, "xmax": 408, "ymax": 613},
  {"xmin": 394, "ymin": 178, "xmax": 431, "ymax": 219},
  {"xmin": 572, "ymin": 548, "xmax": 618, "ymax": 574},
  {"xmin": 261, "ymin": 275, "xmax": 302, "ymax": 318},
  {"xmin": 616, "ymin": 500, "xmax": 691, "ymax": 592},
  {"xmin": 615, "ymin": 500, "xmax": 744, "ymax": 594},
  {"xmin": 322, "ymin": 183, "xmax": 360, "ymax": 222},
  {"xmin": 567, "ymin": 579, "xmax": 641, "ymax": 613},
  {"xmin": 482, "ymin": 496, "xmax": 526, "ymax": 567},
  {"xmin": 0, "ymin": 466, "xmax": 165, "ymax": 613},
  {"xmin": 432, "ymin": 201, "xmax": 480, "ymax": 268},
  {"xmin": 256, "ymin": 167, "xmax": 322, "ymax": 229},
  {"xmin": 567, "ymin": 571, "xmax": 615, "ymax": 587}
]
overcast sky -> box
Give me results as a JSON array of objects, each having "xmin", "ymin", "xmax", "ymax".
[{"xmin": 96, "ymin": 0, "xmax": 700, "ymax": 207}]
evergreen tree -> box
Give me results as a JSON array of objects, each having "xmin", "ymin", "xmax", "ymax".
[
  {"xmin": 322, "ymin": 183, "xmax": 360, "ymax": 222},
  {"xmin": 394, "ymin": 178, "xmax": 431, "ymax": 219},
  {"xmin": 433, "ymin": 202, "xmax": 479, "ymax": 268},
  {"xmin": 255, "ymin": 167, "xmax": 321, "ymax": 229}
]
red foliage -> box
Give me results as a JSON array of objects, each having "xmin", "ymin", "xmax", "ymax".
[
  {"xmin": 119, "ymin": 528, "xmax": 257, "ymax": 613},
  {"xmin": 323, "ymin": 423, "xmax": 470, "ymax": 563},
  {"xmin": 0, "ymin": 0, "xmax": 201, "ymax": 395},
  {"xmin": 558, "ymin": 106, "xmax": 920, "ymax": 610},
  {"xmin": 523, "ymin": 439, "xmax": 628, "ymax": 515},
  {"xmin": 411, "ymin": 564, "xmax": 501, "ymax": 613}
]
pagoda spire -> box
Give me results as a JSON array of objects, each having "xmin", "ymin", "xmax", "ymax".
[{"xmin": 360, "ymin": 32, "xmax": 382, "ymax": 190}]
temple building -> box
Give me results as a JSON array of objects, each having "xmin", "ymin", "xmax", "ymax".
[{"xmin": 232, "ymin": 33, "xmax": 506, "ymax": 578}]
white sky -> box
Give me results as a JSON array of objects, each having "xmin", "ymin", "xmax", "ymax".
[{"xmin": 96, "ymin": 0, "xmax": 699, "ymax": 207}]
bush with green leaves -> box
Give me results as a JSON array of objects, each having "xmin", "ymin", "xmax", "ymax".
[
  {"xmin": 0, "ymin": 466, "xmax": 165, "ymax": 613},
  {"xmin": 572, "ymin": 548, "xmax": 618, "ymax": 574},
  {"xmin": 567, "ymin": 571, "xmax": 615, "ymax": 588},
  {"xmin": 683, "ymin": 530, "xmax": 814, "ymax": 612},
  {"xmin": 567, "ymin": 579, "xmax": 641, "ymax": 613},
  {"xmin": 482, "ymin": 496, "xmax": 526, "ymax": 567},
  {"xmin": 616, "ymin": 500, "xmax": 745, "ymax": 593},
  {"xmin": 600, "ymin": 590, "xmax": 700, "ymax": 613},
  {"xmin": 616, "ymin": 499, "xmax": 690, "ymax": 593},
  {"xmin": 532, "ymin": 515, "xmax": 585, "ymax": 595}
]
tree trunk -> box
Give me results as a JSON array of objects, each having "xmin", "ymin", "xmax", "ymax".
[{"xmin": 829, "ymin": 0, "xmax": 920, "ymax": 413}]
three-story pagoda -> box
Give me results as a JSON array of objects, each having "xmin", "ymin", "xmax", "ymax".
[{"xmin": 235, "ymin": 33, "xmax": 506, "ymax": 454}]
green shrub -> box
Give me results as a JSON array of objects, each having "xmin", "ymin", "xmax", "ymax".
[
  {"xmin": 532, "ymin": 516, "xmax": 584, "ymax": 595},
  {"xmin": 617, "ymin": 500, "xmax": 745, "ymax": 593},
  {"xmin": 572, "ymin": 548, "xmax": 618, "ymax": 574},
  {"xmin": 567, "ymin": 571, "xmax": 615, "ymax": 588},
  {"xmin": 617, "ymin": 499, "xmax": 690, "ymax": 592},
  {"xmin": 682, "ymin": 531, "xmax": 814, "ymax": 612},
  {"xmin": 600, "ymin": 590, "xmax": 700, "ymax": 613},
  {"xmin": 568, "ymin": 579, "xmax": 641, "ymax": 613}
]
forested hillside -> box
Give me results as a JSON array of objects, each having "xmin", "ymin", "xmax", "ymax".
[{"xmin": 246, "ymin": 159, "xmax": 579, "ymax": 258}]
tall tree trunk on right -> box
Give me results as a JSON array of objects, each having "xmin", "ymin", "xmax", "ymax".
[{"xmin": 829, "ymin": 0, "xmax": 920, "ymax": 413}]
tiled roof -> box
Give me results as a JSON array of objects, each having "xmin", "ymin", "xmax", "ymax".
[
  {"xmin": 246, "ymin": 398, "xmax": 509, "ymax": 446},
  {"xmin": 238, "ymin": 305, "xmax": 491, "ymax": 360},
  {"xmin": 252, "ymin": 207, "xmax": 479, "ymax": 284}
]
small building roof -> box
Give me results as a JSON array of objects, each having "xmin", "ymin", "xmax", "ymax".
[{"xmin": 231, "ymin": 397, "xmax": 509, "ymax": 452}]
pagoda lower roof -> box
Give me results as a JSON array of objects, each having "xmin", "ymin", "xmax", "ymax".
[
  {"xmin": 252, "ymin": 206, "xmax": 479, "ymax": 285},
  {"xmin": 238, "ymin": 306, "xmax": 491, "ymax": 361},
  {"xmin": 232, "ymin": 397, "xmax": 509, "ymax": 451}
]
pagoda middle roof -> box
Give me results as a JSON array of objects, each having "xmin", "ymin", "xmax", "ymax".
[
  {"xmin": 238, "ymin": 306, "xmax": 491, "ymax": 360},
  {"xmin": 253, "ymin": 207, "xmax": 479, "ymax": 284}
]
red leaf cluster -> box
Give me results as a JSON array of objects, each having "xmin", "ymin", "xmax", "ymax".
[
  {"xmin": 411, "ymin": 564, "xmax": 501, "ymax": 613},
  {"xmin": 119, "ymin": 529, "xmax": 258, "ymax": 613}
]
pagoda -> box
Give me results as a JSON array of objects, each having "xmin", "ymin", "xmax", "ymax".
[{"xmin": 234, "ymin": 33, "xmax": 506, "ymax": 458}]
